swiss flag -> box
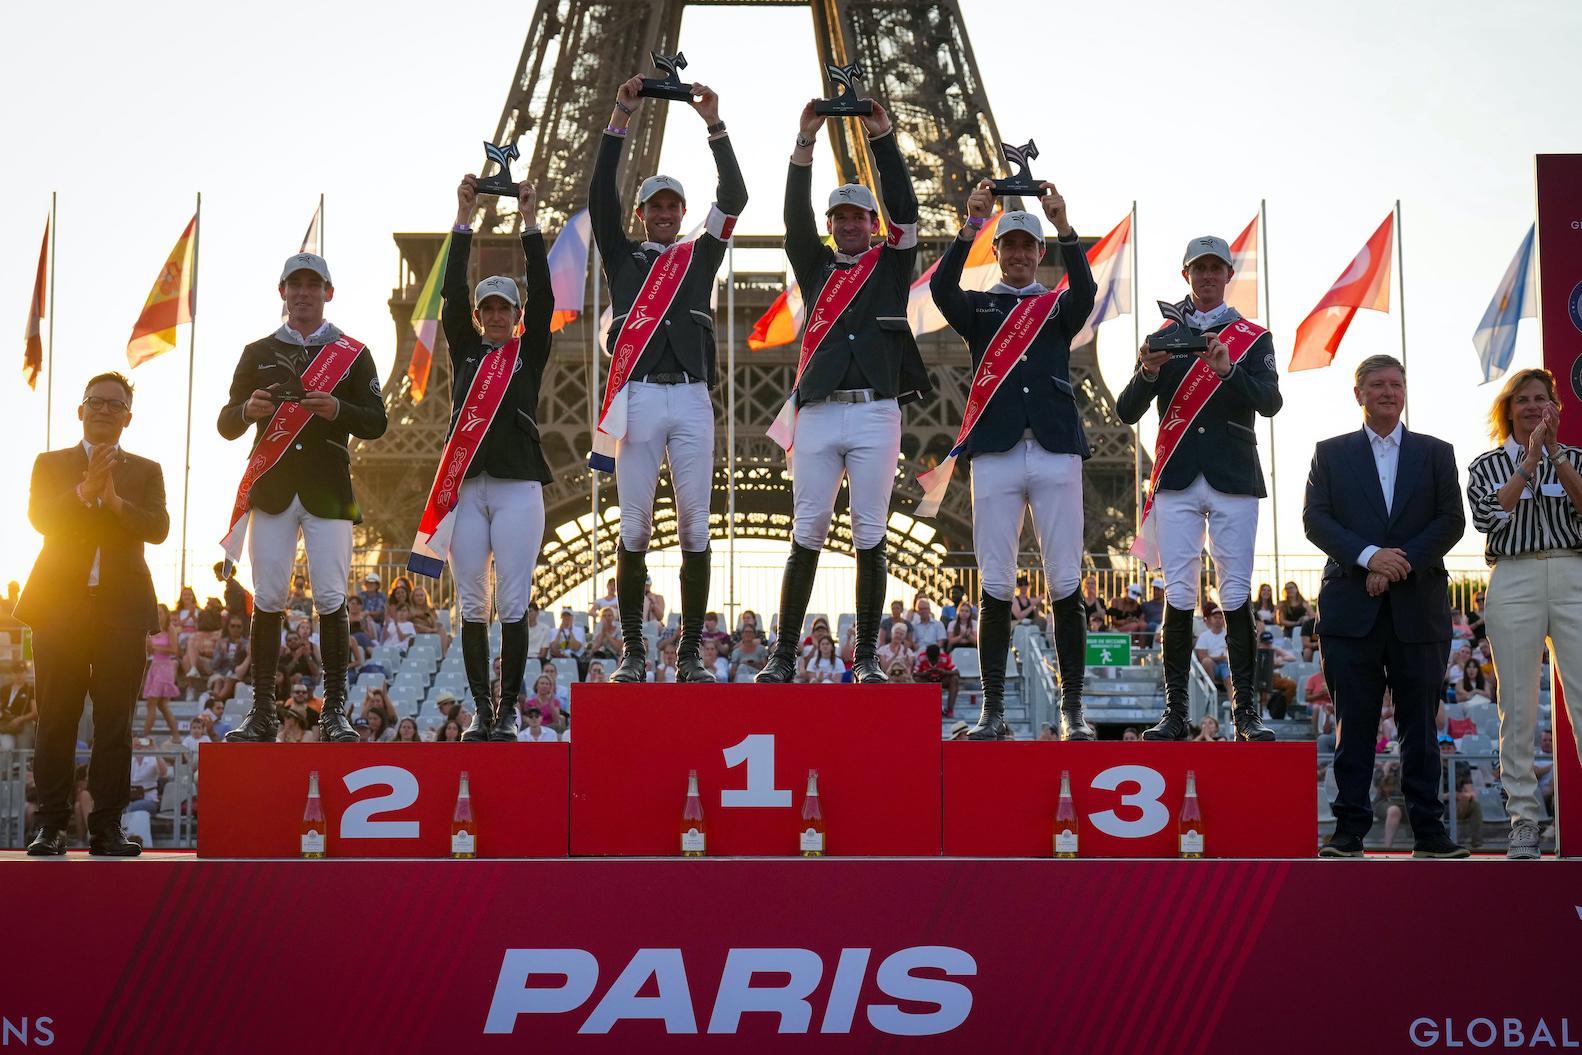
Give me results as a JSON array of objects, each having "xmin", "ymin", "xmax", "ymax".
[{"xmin": 1289, "ymin": 212, "xmax": 1393, "ymax": 371}]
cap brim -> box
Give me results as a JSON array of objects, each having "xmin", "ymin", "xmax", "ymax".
[{"xmin": 1183, "ymin": 252, "xmax": 1233, "ymax": 268}]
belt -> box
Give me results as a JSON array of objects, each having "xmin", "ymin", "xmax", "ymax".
[
  {"xmin": 1499, "ymin": 549, "xmax": 1581, "ymax": 562},
  {"xmin": 642, "ymin": 372, "xmax": 700, "ymax": 385},
  {"xmin": 818, "ymin": 388, "xmax": 878, "ymax": 404}
]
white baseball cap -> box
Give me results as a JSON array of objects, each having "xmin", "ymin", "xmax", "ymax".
[
  {"xmin": 994, "ymin": 210, "xmax": 1045, "ymax": 245},
  {"xmin": 280, "ymin": 252, "xmax": 332, "ymax": 285},
  {"xmin": 1183, "ymin": 235, "xmax": 1233, "ymax": 268},
  {"xmin": 826, "ymin": 184, "xmax": 878, "ymax": 215},
  {"xmin": 474, "ymin": 275, "xmax": 521, "ymax": 308},
  {"xmin": 638, "ymin": 175, "xmax": 686, "ymax": 204}
]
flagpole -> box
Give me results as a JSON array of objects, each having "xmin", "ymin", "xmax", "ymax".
[
  {"xmin": 319, "ymin": 192, "xmax": 325, "ymax": 255},
  {"xmin": 726, "ymin": 239, "xmax": 737, "ymax": 627},
  {"xmin": 178, "ymin": 191, "xmax": 201, "ymax": 599},
  {"xmin": 46, "ymin": 191, "xmax": 57, "ymax": 449},
  {"xmin": 1261, "ymin": 198, "xmax": 1280, "ymax": 587},
  {"xmin": 1131, "ymin": 200, "xmax": 1142, "ymax": 541},
  {"xmin": 589, "ymin": 245, "xmax": 602, "ymax": 611},
  {"xmin": 1395, "ymin": 198, "xmax": 1409, "ymax": 429}
]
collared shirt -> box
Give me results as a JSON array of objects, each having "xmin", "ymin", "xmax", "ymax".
[
  {"xmin": 986, "ymin": 279, "xmax": 1050, "ymax": 297},
  {"xmin": 1466, "ymin": 438, "xmax": 1582, "ymax": 561},
  {"xmin": 80, "ymin": 440, "xmax": 103, "ymax": 587},
  {"xmin": 1185, "ymin": 301, "xmax": 1233, "ymax": 330},
  {"xmin": 276, "ymin": 319, "xmax": 336, "ymax": 346},
  {"xmin": 1354, "ymin": 421, "xmax": 1404, "ymax": 570}
]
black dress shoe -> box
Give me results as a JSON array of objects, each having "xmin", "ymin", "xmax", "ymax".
[
  {"xmin": 1411, "ymin": 833, "xmax": 1471, "ymax": 859},
  {"xmin": 1319, "ymin": 832, "xmax": 1365, "ymax": 858},
  {"xmin": 26, "ymin": 825, "xmax": 67, "ymax": 856},
  {"xmin": 88, "ymin": 825, "xmax": 143, "ymax": 857}
]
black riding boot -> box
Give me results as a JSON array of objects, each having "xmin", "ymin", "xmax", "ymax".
[
  {"xmin": 461, "ymin": 620, "xmax": 493, "ymax": 741},
  {"xmin": 1225, "ymin": 602, "xmax": 1276, "ymax": 742},
  {"xmin": 851, "ymin": 545, "xmax": 889, "ymax": 684},
  {"xmin": 675, "ymin": 548, "xmax": 716, "ymax": 683},
  {"xmin": 969, "ymin": 592, "xmax": 1011, "ymax": 740},
  {"xmin": 757, "ymin": 542, "xmax": 821, "ymax": 684},
  {"xmin": 225, "ymin": 610, "xmax": 282, "ymax": 742},
  {"xmin": 1143, "ymin": 604, "xmax": 1195, "ymax": 741},
  {"xmin": 611, "ymin": 546, "xmax": 649, "ymax": 683},
  {"xmin": 491, "ymin": 618, "xmax": 527, "ymax": 741},
  {"xmin": 1052, "ymin": 589, "xmax": 1093, "ymax": 740},
  {"xmin": 317, "ymin": 605, "xmax": 358, "ymax": 742}
]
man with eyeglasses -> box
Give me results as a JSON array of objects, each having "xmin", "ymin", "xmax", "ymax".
[
  {"xmin": 219, "ymin": 252, "xmax": 387, "ymax": 744},
  {"xmin": 20, "ymin": 372, "xmax": 168, "ymax": 856}
]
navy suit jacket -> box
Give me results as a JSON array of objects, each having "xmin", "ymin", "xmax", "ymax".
[{"xmin": 1302, "ymin": 427, "xmax": 1465, "ymax": 643}]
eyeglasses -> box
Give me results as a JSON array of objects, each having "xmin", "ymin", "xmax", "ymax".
[{"xmin": 82, "ymin": 396, "xmax": 130, "ymax": 414}]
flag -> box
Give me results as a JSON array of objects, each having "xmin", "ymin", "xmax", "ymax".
[
  {"xmin": 1289, "ymin": 212, "xmax": 1393, "ymax": 372},
  {"xmin": 282, "ymin": 201, "xmax": 324, "ymax": 319},
  {"xmin": 907, "ymin": 212, "xmax": 1003, "ymax": 334},
  {"xmin": 1224, "ymin": 214, "xmax": 1259, "ymax": 320},
  {"xmin": 23, "ymin": 216, "xmax": 48, "ymax": 388},
  {"xmin": 1472, "ymin": 224, "xmax": 1537, "ymax": 384},
  {"xmin": 748, "ymin": 281, "xmax": 804, "ymax": 350},
  {"xmin": 547, "ymin": 208, "xmax": 592, "ymax": 333},
  {"xmin": 407, "ymin": 232, "xmax": 452, "ymax": 403},
  {"xmin": 126, "ymin": 214, "xmax": 197, "ymax": 368},
  {"xmin": 1063, "ymin": 211, "xmax": 1134, "ymax": 347}
]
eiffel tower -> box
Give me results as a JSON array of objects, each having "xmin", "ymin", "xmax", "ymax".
[{"xmin": 354, "ymin": 0, "xmax": 1142, "ymax": 603}]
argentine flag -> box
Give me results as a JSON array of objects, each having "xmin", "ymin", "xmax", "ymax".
[{"xmin": 1473, "ymin": 225, "xmax": 1536, "ymax": 384}]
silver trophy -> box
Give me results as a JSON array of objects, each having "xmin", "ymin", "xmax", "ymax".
[
  {"xmin": 814, "ymin": 62, "xmax": 873, "ymax": 116},
  {"xmin": 476, "ymin": 141, "xmax": 520, "ymax": 198},
  {"xmin": 990, "ymin": 139, "xmax": 1042, "ymax": 197},
  {"xmin": 639, "ymin": 51, "xmax": 694, "ymax": 102}
]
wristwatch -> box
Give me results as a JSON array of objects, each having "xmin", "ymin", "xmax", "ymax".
[
  {"xmin": 707, "ymin": 120, "xmax": 727, "ymax": 135},
  {"xmin": 795, "ymin": 133, "xmax": 816, "ymax": 148}
]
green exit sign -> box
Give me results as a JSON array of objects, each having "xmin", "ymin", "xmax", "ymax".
[{"xmin": 1086, "ymin": 632, "xmax": 1132, "ymax": 667}]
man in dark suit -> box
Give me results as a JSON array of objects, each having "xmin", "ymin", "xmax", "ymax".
[
  {"xmin": 1303, "ymin": 354, "xmax": 1468, "ymax": 859},
  {"xmin": 18, "ymin": 372, "xmax": 168, "ymax": 856}
]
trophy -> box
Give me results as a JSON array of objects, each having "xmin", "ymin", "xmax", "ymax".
[
  {"xmin": 475, "ymin": 141, "xmax": 520, "ymax": 198},
  {"xmin": 990, "ymin": 139, "xmax": 1043, "ymax": 197},
  {"xmin": 638, "ymin": 51, "xmax": 695, "ymax": 102},
  {"xmin": 814, "ymin": 62, "xmax": 873, "ymax": 116},
  {"xmin": 1146, "ymin": 300, "xmax": 1209, "ymax": 354}
]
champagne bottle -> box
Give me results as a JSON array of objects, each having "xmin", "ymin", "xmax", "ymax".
[
  {"xmin": 1053, "ymin": 770, "xmax": 1079, "ymax": 858},
  {"xmin": 1179, "ymin": 769, "xmax": 1204, "ymax": 858},
  {"xmin": 680, "ymin": 769, "xmax": 706, "ymax": 857},
  {"xmin": 300, "ymin": 770, "xmax": 325, "ymax": 859},
  {"xmin": 451, "ymin": 770, "xmax": 477, "ymax": 859},
  {"xmin": 799, "ymin": 769, "xmax": 826, "ymax": 857}
]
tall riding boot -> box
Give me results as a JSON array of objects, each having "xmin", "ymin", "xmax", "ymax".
[
  {"xmin": 491, "ymin": 618, "xmax": 527, "ymax": 741},
  {"xmin": 675, "ymin": 548, "xmax": 716, "ymax": 683},
  {"xmin": 1143, "ymin": 605, "xmax": 1196, "ymax": 741},
  {"xmin": 756, "ymin": 543, "xmax": 821, "ymax": 684},
  {"xmin": 611, "ymin": 546, "xmax": 649, "ymax": 683},
  {"xmin": 851, "ymin": 544, "xmax": 889, "ymax": 684},
  {"xmin": 226, "ymin": 610, "xmax": 282, "ymax": 742},
  {"xmin": 969, "ymin": 592, "xmax": 1012, "ymax": 740},
  {"xmin": 317, "ymin": 605, "xmax": 358, "ymax": 742},
  {"xmin": 460, "ymin": 620, "xmax": 494, "ymax": 741},
  {"xmin": 1225, "ymin": 603, "xmax": 1276, "ymax": 742},
  {"xmin": 1052, "ymin": 589, "xmax": 1093, "ymax": 741}
]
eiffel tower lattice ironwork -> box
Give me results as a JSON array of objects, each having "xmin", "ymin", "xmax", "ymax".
[{"xmin": 354, "ymin": 0, "xmax": 1143, "ymax": 604}]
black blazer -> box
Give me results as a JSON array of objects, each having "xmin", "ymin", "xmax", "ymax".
[
  {"xmin": 1303, "ymin": 427, "xmax": 1466, "ymax": 643},
  {"xmin": 1115, "ymin": 305, "xmax": 1282, "ymax": 497},
  {"xmin": 17, "ymin": 445, "xmax": 169, "ymax": 631},
  {"xmin": 440, "ymin": 229, "xmax": 553, "ymax": 484}
]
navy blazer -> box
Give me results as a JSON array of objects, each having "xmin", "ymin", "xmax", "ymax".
[{"xmin": 1302, "ymin": 427, "xmax": 1465, "ymax": 643}]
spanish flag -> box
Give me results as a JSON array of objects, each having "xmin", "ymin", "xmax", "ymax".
[{"xmin": 126, "ymin": 214, "xmax": 197, "ymax": 368}]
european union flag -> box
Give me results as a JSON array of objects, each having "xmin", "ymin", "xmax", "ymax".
[{"xmin": 1473, "ymin": 225, "xmax": 1536, "ymax": 384}]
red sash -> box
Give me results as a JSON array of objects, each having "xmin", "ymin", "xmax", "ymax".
[
  {"xmin": 1129, "ymin": 318, "xmax": 1266, "ymax": 565},
  {"xmin": 220, "ymin": 335, "xmax": 365, "ymax": 560},
  {"xmin": 589, "ymin": 239, "xmax": 700, "ymax": 472},
  {"xmin": 914, "ymin": 290, "xmax": 1064, "ymax": 517},
  {"xmin": 767, "ymin": 245, "xmax": 885, "ymax": 453},
  {"xmin": 408, "ymin": 339, "xmax": 522, "ymax": 577}
]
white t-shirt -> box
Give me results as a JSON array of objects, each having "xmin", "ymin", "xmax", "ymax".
[
  {"xmin": 517, "ymin": 726, "xmax": 561, "ymax": 743},
  {"xmin": 805, "ymin": 656, "xmax": 842, "ymax": 683},
  {"xmin": 129, "ymin": 756, "xmax": 161, "ymax": 801},
  {"xmin": 1195, "ymin": 629, "xmax": 1228, "ymax": 659}
]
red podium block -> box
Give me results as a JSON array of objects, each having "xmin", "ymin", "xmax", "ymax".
[
  {"xmin": 570, "ymin": 684, "xmax": 942, "ymax": 856},
  {"xmin": 943, "ymin": 741, "xmax": 1316, "ymax": 858},
  {"xmin": 198, "ymin": 743, "xmax": 569, "ymax": 858}
]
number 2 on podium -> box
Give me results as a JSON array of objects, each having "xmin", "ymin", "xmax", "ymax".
[{"xmin": 721, "ymin": 734, "xmax": 792, "ymax": 807}]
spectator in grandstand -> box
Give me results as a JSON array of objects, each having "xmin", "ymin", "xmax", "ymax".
[
  {"xmin": 360, "ymin": 684, "xmax": 397, "ymax": 731},
  {"xmin": 910, "ymin": 599, "xmax": 948, "ymax": 651},
  {"xmin": 593, "ymin": 577, "xmax": 619, "ymax": 613},
  {"xmin": 1459, "ymin": 659, "xmax": 1492, "ymax": 705},
  {"xmin": 942, "ymin": 583, "xmax": 966, "ymax": 627},
  {"xmin": 518, "ymin": 705, "xmax": 559, "ymax": 742},
  {"xmin": 643, "ymin": 576, "xmax": 666, "ymax": 626},
  {"xmin": 736, "ymin": 609, "xmax": 761, "ymax": 641},
  {"xmin": 207, "ymin": 613, "xmax": 250, "ymax": 705},
  {"xmin": 125, "ymin": 740, "xmax": 166, "ymax": 825},
  {"xmin": 525, "ymin": 601, "xmax": 553, "ymax": 659},
  {"xmin": 1193, "ymin": 714, "xmax": 1225, "ymax": 742},
  {"xmin": 1253, "ymin": 583, "xmax": 1278, "ymax": 625},
  {"xmin": 1258, "ymin": 625, "xmax": 1298, "ymax": 717},
  {"xmin": 539, "ymin": 664, "xmax": 571, "ymax": 708},
  {"xmin": 800, "ymin": 635, "xmax": 843, "ymax": 684},
  {"xmin": 1299, "ymin": 603, "xmax": 1320, "ymax": 661},
  {"xmin": 549, "ymin": 607, "xmax": 587, "ymax": 676},
  {"xmin": 651, "ymin": 641, "xmax": 679, "ymax": 683},
  {"xmin": 1448, "ymin": 608, "xmax": 1473, "ymax": 641},
  {"xmin": 286, "ymin": 573, "xmax": 313, "ymax": 618},
  {"xmin": 1078, "ymin": 575, "xmax": 1102, "ymax": 624},
  {"xmin": 386, "ymin": 577, "xmax": 413, "ymax": 612},
  {"xmin": 587, "ymin": 606, "xmax": 622, "ymax": 663},
  {"xmin": 204, "ymin": 698, "xmax": 235, "ymax": 739},
  {"xmin": 347, "ymin": 595, "xmax": 377, "ymax": 651},
  {"xmin": 393, "ymin": 717, "xmax": 421, "ymax": 743},
  {"xmin": 1376, "ymin": 695, "xmax": 1399, "ymax": 749},
  {"xmin": 408, "ymin": 586, "xmax": 447, "ymax": 650},
  {"xmin": 1012, "ymin": 576, "xmax": 1039, "ymax": 624},
  {"xmin": 183, "ymin": 714, "xmax": 216, "ymax": 759},
  {"xmin": 382, "ymin": 602, "xmax": 418, "ymax": 649},
  {"xmin": 174, "ymin": 586, "xmax": 200, "ymax": 647},
  {"xmin": 947, "ymin": 719, "xmax": 970, "ymax": 741},
  {"xmin": 881, "ymin": 599, "xmax": 907, "ymax": 636},
  {"xmin": 700, "ymin": 638, "xmax": 730, "ymax": 683},
  {"xmin": 1195, "ymin": 605, "xmax": 1230, "ymax": 693},
  {"xmin": 358, "ymin": 573, "xmax": 387, "ymax": 625},
  {"xmin": 1277, "ymin": 582, "xmax": 1309, "ymax": 631},
  {"xmin": 431, "ymin": 689, "xmax": 461, "ymax": 725},
  {"xmin": 1373, "ymin": 762, "xmax": 1406, "ymax": 848},
  {"xmin": 1535, "ymin": 727, "xmax": 1555, "ymax": 823},
  {"xmin": 914, "ymin": 643, "xmax": 960, "ymax": 716},
  {"xmin": 1303, "ymin": 660, "xmax": 1331, "ymax": 710},
  {"xmin": 1087, "ymin": 610, "xmax": 1106, "ymax": 632},
  {"xmin": 370, "ymin": 709, "xmax": 397, "ymax": 742},
  {"xmin": 1313, "ymin": 697, "xmax": 1336, "ymax": 752},
  {"xmin": 700, "ymin": 611, "xmax": 732, "ymax": 653},
  {"xmin": 1467, "ymin": 590, "xmax": 1487, "ymax": 646},
  {"xmin": 1444, "ymin": 641, "xmax": 1471, "ymax": 682},
  {"xmin": 730, "ymin": 627, "xmax": 769, "ymax": 682},
  {"xmin": 839, "ymin": 619, "xmax": 857, "ymax": 669},
  {"xmin": 437, "ymin": 717, "xmax": 464, "ymax": 742},
  {"xmin": 877, "ymin": 620, "xmax": 916, "ymax": 675},
  {"xmin": 587, "ymin": 661, "xmax": 609, "ymax": 684},
  {"xmin": 286, "ymin": 681, "xmax": 321, "ymax": 723},
  {"xmin": 1467, "ymin": 366, "xmax": 1582, "ymax": 859},
  {"xmin": 277, "ymin": 628, "xmax": 321, "ymax": 689},
  {"xmin": 947, "ymin": 602, "xmax": 977, "ymax": 652},
  {"xmin": 1036, "ymin": 723, "xmax": 1057, "ymax": 741},
  {"xmin": 181, "ymin": 607, "xmax": 223, "ymax": 699},
  {"xmin": 1121, "ymin": 726, "xmax": 1141, "ymax": 741},
  {"xmin": 0, "ymin": 681, "xmax": 36, "ymax": 751},
  {"xmin": 525, "ymin": 673, "xmax": 564, "ymax": 731},
  {"xmin": 141, "ymin": 606, "xmax": 182, "ymax": 740},
  {"xmin": 1109, "ymin": 586, "xmax": 1148, "ymax": 642},
  {"xmin": 1139, "ymin": 579, "xmax": 1166, "ymax": 645},
  {"xmin": 1452, "ymin": 772, "xmax": 1484, "ymax": 850},
  {"xmin": 354, "ymin": 716, "xmax": 374, "ymax": 742},
  {"xmin": 887, "ymin": 658, "xmax": 914, "ymax": 683}
]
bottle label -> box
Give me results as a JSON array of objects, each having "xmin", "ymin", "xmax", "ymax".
[
  {"xmin": 1055, "ymin": 829, "xmax": 1078, "ymax": 855},
  {"xmin": 451, "ymin": 830, "xmax": 477, "ymax": 856},
  {"xmin": 1180, "ymin": 829, "xmax": 1204, "ymax": 856},
  {"xmin": 301, "ymin": 829, "xmax": 325, "ymax": 856},
  {"xmin": 799, "ymin": 828, "xmax": 825, "ymax": 854},
  {"xmin": 681, "ymin": 828, "xmax": 705, "ymax": 854}
]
